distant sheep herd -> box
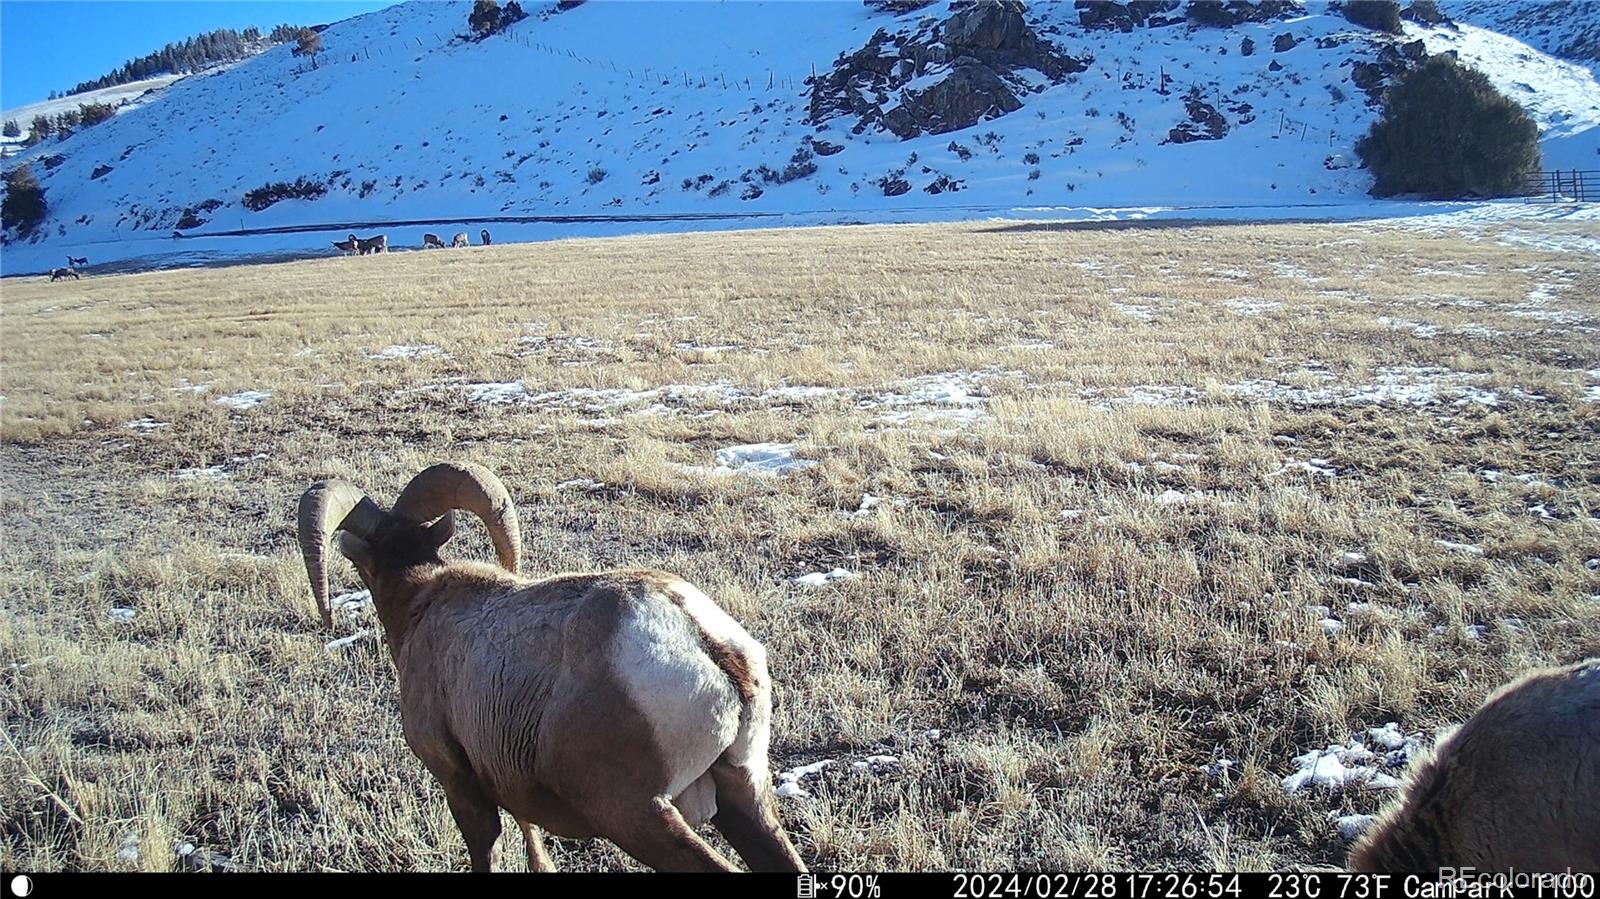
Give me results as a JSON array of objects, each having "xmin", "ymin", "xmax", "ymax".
[
  {"xmin": 44, "ymin": 228, "xmax": 498, "ymax": 280},
  {"xmin": 334, "ymin": 228, "xmax": 492, "ymax": 255}
]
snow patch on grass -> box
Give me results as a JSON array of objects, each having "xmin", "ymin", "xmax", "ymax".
[
  {"xmin": 715, "ymin": 442, "xmax": 815, "ymax": 474},
  {"xmin": 215, "ymin": 390, "xmax": 270, "ymax": 411},
  {"xmin": 1110, "ymin": 302, "xmax": 1156, "ymax": 322},
  {"xmin": 366, "ymin": 344, "xmax": 446, "ymax": 360},
  {"xmin": 330, "ymin": 590, "xmax": 373, "ymax": 617},
  {"xmin": 1282, "ymin": 721, "xmax": 1425, "ymax": 794},
  {"xmin": 173, "ymin": 465, "xmax": 229, "ymax": 481},
  {"xmin": 792, "ymin": 568, "xmax": 860, "ymax": 588},
  {"xmin": 1224, "ymin": 298, "xmax": 1282, "ymax": 316},
  {"xmin": 325, "ymin": 630, "xmax": 375, "ymax": 652}
]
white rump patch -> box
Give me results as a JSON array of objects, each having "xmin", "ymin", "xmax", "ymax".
[{"xmin": 610, "ymin": 580, "xmax": 758, "ymax": 796}]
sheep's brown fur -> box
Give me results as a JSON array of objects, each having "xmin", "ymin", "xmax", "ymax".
[
  {"xmin": 422, "ymin": 232, "xmax": 446, "ymax": 249},
  {"xmin": 1348, "ymin": 658, "xmax": 1600, "ymax": 872}
]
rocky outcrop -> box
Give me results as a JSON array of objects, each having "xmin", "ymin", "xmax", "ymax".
[
  {"xmin": 865, "ymin": 0, "xmax": 939, "ymax": 14},
  {"xmin": 947, "ymin": 0, "xmax": 1032, "ymax": 49},
  {"xmin": 1165, "ymin": 86, "xmax": 1230, "ymax": 143},
  {"xmin": 882, "ymin": 62, "xmax": 1023, "ymax": 138},
  {"xmin": 1401, "ymin": 1, "xmax": 1448, "ymax": 26},
  {"xmin": 1350, "ymin": 61, "xmax": 1386, "ymax": 92},
  {"xmin": 1076, "ymin": 1, "xmax": 1182, "ymax": 32},
  {"xmin": 1349, "ymin": 39, "xmax": 1430, "ymax": 101},
  {"xmin": 1186, "ymin": 1, "xmax": 1304, "ymax": 28},
  {"xmin": 808, "ymin": 1, "xmax": 1089, "ymax": 139},
  {"xmin": 1273, "ymin": 32, "xmax": 1299, "ymax": 52}
]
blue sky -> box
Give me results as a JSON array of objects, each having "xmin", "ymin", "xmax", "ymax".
[{"xmin": 1, "ymin": 1, "xmax": 397, "ymax": 109}]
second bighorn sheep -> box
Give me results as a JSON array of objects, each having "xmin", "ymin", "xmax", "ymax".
[
  {"xmin": 422, "ymin": 233, "xmax": 446, "ymax": 249},
  {"xmin": 1348, "ymin": 658, "xmax": 1600, "ymax": 872},
  {"xmin": 480, "ymin": 228, "xmax": 491, "ymax": 246},
  {"xmin": 451, "ymin": 232, "xmax": 469, "ymax": 248},
  {"xmin": 332, "ymin": 233, "xmax": 359, "ymax": 255},
  {"xmin": 356, "ymin": 234, "xmax": 388, "ymax": 255},
  {"xmin": 297, "ymin": 463, "xmax": 806, "ymax": 873}
]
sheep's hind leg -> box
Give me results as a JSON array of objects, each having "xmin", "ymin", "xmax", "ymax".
[
  {"xmin": 441, "ymin": 775, "xmax": 503, "ymax": 872},
  {"xmin": 710, "ymin": 761, "xmax": 806, "ymax": 872},
  {"xmin": 517, "ymin": 818, "xmax": 557, "ymax": 872},
  {"xmin": 600, "ymin": 796, "xmax": 739, "ymax": 872}
]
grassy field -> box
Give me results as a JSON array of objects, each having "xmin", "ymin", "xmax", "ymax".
[{"xmin": 2, "ymin": 217, "xmax": 1597, "ymax": 872}]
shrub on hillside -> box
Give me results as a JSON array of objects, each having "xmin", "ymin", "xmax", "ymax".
[
  {"xmin": 2, "ymin": 165, "xmax": 48, "ymax": 237},
  {"xmin": 242, "ymin": 176, "xmax": 327, "ymax": 211},
  {"xmin": 2, "ymin": 120, "xmax": 19, "ymax": 138},
  {"xmin": 469, "ymin": 0, "xmax": 500, "ymax": 34},
  {"xmin": 468, "ymin": 0, "xmax": 526, "ymax": 37},
  {"xmin": 79, "ymin": 102, "xmax": 116, "ymax": 127},
  {"xmin": 26, "ymin": 114, "xmax": 53, "ymax": 145},
  {"xmin": 1356, "ymin": 56, "xmax": 1539, "ymax": 198},
  {"xmin": 291, "ymin": 28, "xmax": 322, "ymax": 57},
  {"xmin": 1339, "ymin": 1, "xmax": 1403, "ymax": 34}
]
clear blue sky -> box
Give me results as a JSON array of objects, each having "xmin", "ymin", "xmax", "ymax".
[{"xmin": 1, "ymin": 1, "xmax": 397, "ymax": 109}]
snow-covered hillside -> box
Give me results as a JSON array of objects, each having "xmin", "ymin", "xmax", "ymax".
[
  {"xmin": 0, "ymin": 75, "xmax": 185, "ymax": 148},
  {"xmin": 1440, "ymin": 0, "xmax": 1600, "ymax": 68},
  {"xmin": 2, "ymin": 0, "xmax": 1596, "ymax": 274}
]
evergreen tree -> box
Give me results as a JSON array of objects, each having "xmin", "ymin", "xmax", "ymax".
[
  {"xmin": 292, "ymin": 28, "xmax": 323, "ymax": 57},
  {"xmin": 79, "ymin": 103, "xmax": 116, "ymax": 127},
  {"xmin": 63, "ymin": 26, "xmax": 284, "ymax": 95},
  {"xmin": 2, "ymin": 120, "xmax": 19, "ymax": 138},
  {"xmin": 1357, "ymin": 56, "xmax": 1540, "ymax": 198},
  {"xmin": 27, "ymin": 115, "xmax": 53, "ymax": 144},
  {"xmin": 469, "ymin": 0, "xmax": 502, "ymax": 35},
  {"xmin": 2, "ymin": 164, "xmax": 47, "ymax": 236},
  {"xmin": 1341, "ymin": 1, "xmax": 1403, "ymax": 33}
]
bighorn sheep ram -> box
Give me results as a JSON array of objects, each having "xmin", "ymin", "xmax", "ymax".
[
  {"xmin": 296, "ymin": 462, "xmax": 806, "ymax": 873},
  {"xmin": 67, "ymin": 255, "xmax": 88, "ymax": 267},
  {"xmin": 1348, "ymin": 658, "xmax": 1600, "ymax": 872},
  {"xmin": 48, "ymin": 267, "xmax": 80, "ymax": 281},
  {"xmin": 451, "ymin": 232, "xmax": 469, "ymax": 248},
  {"xmin": 422, "ymin": 232, "xmax": 446, "ymax": 249},
  {"xmin": 480, "ymin": 228, "xmax": 492, "ymax": 246},
  {"xmin": 356, "ymin": 233, "xmax": 388, "ymax": 255},
  {"xmin": 332, "ymin": 233, "xmax": 359, "ymax": 255}
]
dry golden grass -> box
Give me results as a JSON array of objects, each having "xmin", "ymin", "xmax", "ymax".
[{"xmin": 2, "ymin": 218, "xmax": 1597, "ymax": 872}]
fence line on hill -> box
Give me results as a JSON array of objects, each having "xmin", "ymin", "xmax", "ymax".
[{"xmin": 287, "ymin": 28, "xmax": 817, "ymax": 99}]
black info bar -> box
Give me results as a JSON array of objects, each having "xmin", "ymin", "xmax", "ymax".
[{"xmin": 2, "ymin": 871, "xmax": 1597, "ymax": 899}]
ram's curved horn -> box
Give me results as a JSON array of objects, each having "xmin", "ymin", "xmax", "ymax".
[
  {"xmin": 296, "ymin": 479, "xmax": 386, "ymax": 628},
  {"xmin": 391, "ymin": 462, "xmax": 520, "ymax": 573}
]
